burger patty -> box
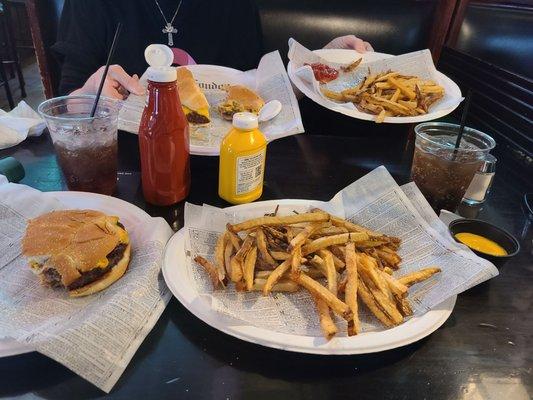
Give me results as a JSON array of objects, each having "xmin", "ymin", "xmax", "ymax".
[
  {"xmin": 187, "ymin": 112, "xmax": 210, "ymax": 125},
  {"xmin": 67, "ymin": 243, "xmax": 128, "ymax": 290}
]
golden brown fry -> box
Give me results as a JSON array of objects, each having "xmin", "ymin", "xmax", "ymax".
[
  {"xmin": 194, "ymin": 256, "xmax": 222, "ymax": 289},
  {"xmin": 390, "ymin": 88, "xmax": 401, "ymax": 102},
  {"xmin": 289, "ymin": 221, "xmax": 329, "ymax": 250},
  {"xmin": 230, "ymin": 212, "xmax": 329, "ymax": 232},
  {"xmin": 270, "ymin": 250, "xmax": 291, "ymax": 260},
  {"xmin": 388, "ymin": 77, "xmax": 416, "ymax": 100},
  {"xmin": 291, "ymin": 245, "xmax": 303, "ymax": 274},
  {"xmin": 329, "ymin": 215, "xmax": 382, "ymax": 238},
  {"xmin": 312, "ymin": 294, "xmax": 338, "ymax": 340},
  {"xmin": 243, "ymin": 246, "xmax": 257, "ymax": 291},
  {"xmin": 252, "ymin": 278, "xmax": 299, "ymax": 292},
  {"xmin": 396, "ymin": 297, "xmax": 413, "ymax": 317},
  {"xmin": 214, "ymin": 233, "xmax": 228, "ymax": 284},
  {"xmin": 312, "ymin": 226, "xmax": 349, "ymax": 237},
  {"xmin": 234, "ymin": 234, "xmax": 254, "ymax": 261},
  {"xmin": 309, "ymin": 255, "xmax": 328, "ymax": 277},
  {"xmin": 362, "ymin": 273, "xmax": 403, "ymax": 325},
  {"xmin": 379, "ymin": 269, "xmax": 408, "ymax": 298},
  {"xmin": 256, "ymin": 228, "xmax": 277, "ymax": 266},
  {"xmin": 358, "ymin": 278, "xmax": 394, "ymax": 327},
  {"xmin": 229, "ymin": 256, "xmax": 243, "ymax": 283},
  {"xmin": 375, "ymin": 109, "xmax": 387, "ymax": 123},
  {"xmin": 317, "ymin": 249, "xmax": 338, "ymax": 296},
  {"xmin": 302, "ymin": 232, "xmax": 369, "ymax": 255},
  {"xmin": 383, "ymin": 266, "xmax": 394, "ymax": 275},
  {"xmin": 226, "ymin": 225, "xmax": 242, "ymax": 250},
  {"xmin": 341, "ymin": 58, "xmax": 362, "ymax": 72},
  {"xmin": 345, "ymin": 243, "xmax": 360, "ymax": 335},
  {"xmin": 321, "ymin": 87, "xmax": 345, "ymax": 102},
  {"xmin": 263, "ymin": 259, "xmax": 292, "ymax": 295},
  {"xmin": 224, "ymin": 241, "xmax": 233, "ymax": 277},
  {"xmin": 398, "ymin": 267, "xmax": 441, "ymax": 287},
  {"xmin": 292, "ymin": 272, "xmax": 353, "ymax": 321},
  {"xmin": 355, "ymin": 240, "xmax": 388, "ymax": 248}
]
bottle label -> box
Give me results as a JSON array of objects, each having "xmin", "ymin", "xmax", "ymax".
[{"xmin": 235, "ymin": 149, "xmax": 266, "ymax": 195}]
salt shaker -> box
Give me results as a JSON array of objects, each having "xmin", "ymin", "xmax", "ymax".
[{"xmin": 463, "ymin": 154, "xmax": 497, "ymax": 205}]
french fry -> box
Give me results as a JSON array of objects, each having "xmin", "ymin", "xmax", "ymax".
[
  {"xmin": 390, "ymin": 88, "xmax": 401, "ymax": 102},
  {"xmin": 317, "ymin": 249, "xmax": 338, "ymax": 296},
  {"xmin": 388, "ymin": 77, "xmax": 416, "ymax": 100},
  {"xmin": 234, "ymin": 234, "xmax": 254, "ymax": 262},
  {"xmin": 383, "ymin": 266, "xmax": 394, "ymax": 275},
  {"xmin": 289, "ymin": 221, "xmax": 329, "ymax": 250},
  {"xmin": 224, "ymin": 241, "xmax": 233, "ymax": 277},
  {"xmin": 226, "ymin": 224, "xmax": 242, "ymax": 250},
  {"xmin": 398, "ymin": 267, "xmax": 441, "ymax": 287},
  {"xmin": 255, "ymin": 268, "xmax": 323, "ymax": 280},
  {"xmin": 270, "ymin": 250, "xmax": 291, "ymax": 260},
  {"xmin": 230, "ymin": 212, "xmax": 329, "ymax": 232},
  {"xmin": 252, "ymin": 278, "xmax": 299, "ymax": 292},
  {"xmin": 375, "ymin": 109, "xmax": 386, "ymax": 123},
  {"xmin": 358, "ymin": 278, "xmax": 394, "ymax": 327},
  {"xmin": 256, "ymin": 228, "xmax": 277, "ymax": 266},
  {"xmin": 362, "ymin": 273, "xmax": 403, "ymax": 325},
  {"xmin": 320, "ymin": 87, "xmax": 345, "ymax": 102},
  {"xmin": 345, "ymin": 243, "xmax": 360, "ymax": 335},
  {"xmin": 312, "ymin": 226, "xmax": 349, "ymax": 237},
  {"xmin": 194, "ymin": 256, "xmax": 222, "ymax": 289},
  {"xmin": 291, "ymin": 245, "xmax": 303, "ymax": 274},
  {"xmin": 214, "ymin": 233, "xmax": 228, "ymax": 284},
  {"xmin": 291, "ymin": 272, "xmax": 353, "ymax": 321},
  {"xmin": 341, "ymin": 58, "xmax": 362, "ymax": 72},
  {"xmin": 263, "ymin": 258, "xmax": 291, "ymax": 295},
  {"xmin": 230, "ymin": 256, "xmax": 243, "ymax": 283},
  {"xmin": 302, "ymin": 232, "xmax": 369, "ymax": 255},
  {"xmin": 243, "ymin": 246, "xmax": 257, "ymax": 291},
  {"xmin": 379, "ymin": 269, "xmax": 408, "ymax": 298},
  {"xmin": 312, "ymin": 294, "xmax": 338, "ymax": 340}
]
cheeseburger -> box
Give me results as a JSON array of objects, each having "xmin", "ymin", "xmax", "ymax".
[
  {"xmin": 22, "ymin": 210, "xmax": 131, "ymax": 297},
  {"xmin": 217, "ymin": 85, "xmax": 265, "ymax": 120}
]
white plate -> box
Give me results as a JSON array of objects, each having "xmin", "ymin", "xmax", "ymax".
[
  {"xmin": 288, "ymin": 49, "xmax": 462, "ymax": 124},
  {"xmin": 162, "ymin": 199, "xmax": 456, "ymax": 355},
  {"xmin": 0, "ymin": 191, "xmax": 154, "ymax": 358}
]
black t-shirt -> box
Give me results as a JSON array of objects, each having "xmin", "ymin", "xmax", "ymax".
[{"xmin": 53, "ymin": 0, "xmax": 263, "ymax": 95}]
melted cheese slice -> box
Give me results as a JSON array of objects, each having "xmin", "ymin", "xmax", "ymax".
[
  {"xmin": 117, "ymin": 227, "xmax": 129, "ymax": 244},
  {"xmin": 182, "ymin": 105, "xmax": 210, "ymax": 120},
  {"xmin": 96, "ymin": 258, "xmax": 109, "ymax": 268}
]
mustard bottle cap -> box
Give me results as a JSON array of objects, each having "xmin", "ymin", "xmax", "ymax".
[{"xmin": 232, "ymin": 112, "xmax": 258, "ymax": 130}]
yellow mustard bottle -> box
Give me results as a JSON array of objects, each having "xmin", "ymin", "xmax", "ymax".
[{"xmin": 219, "ymin": 112, "xmax": 267, "ymax": 204}]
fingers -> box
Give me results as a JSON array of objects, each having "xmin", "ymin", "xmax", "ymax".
[
  {"xmin": 364, "ymin": 41, "xmax": 374, "ymax": 52},
  {"xmin": 324, "ymin": 35, "xmax": 373, "ymax": 53},
  {"xmin": 107, "ymin": 65, "xmax": 145, "ymax": 95},
  {"xmin": 100, "ymin": 81, "xmax": 127, "ymax": 100}
]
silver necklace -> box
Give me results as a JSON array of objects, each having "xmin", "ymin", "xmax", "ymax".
[{"xmin": 154, "ymin": 0, "xmax": 183, "ymax": 46}]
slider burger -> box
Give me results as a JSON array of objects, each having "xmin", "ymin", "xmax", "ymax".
[
  {"xmin": 176, "ymin": 67, "xmax": 210, "ymax": 125},
  {"xmin": 217, "ymin": 85, "xmax": 265, "ymax": 120},
  {"xmin": 22, "ymin": 210, "xmax": 131, "ymax": 297}
]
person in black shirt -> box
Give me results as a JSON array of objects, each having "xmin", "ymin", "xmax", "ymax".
[{"xmin": 54, "ymin": 0, "xmax": 373, "ymax": 99}]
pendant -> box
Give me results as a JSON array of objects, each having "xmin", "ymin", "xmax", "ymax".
[{"xmin": 162, "ymin": 23, "xmax": 178, "ymax": 46}]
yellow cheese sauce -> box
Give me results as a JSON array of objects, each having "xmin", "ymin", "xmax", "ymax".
[{"xmin": 454, "ymin": 232, "xmax": 508, "ymax": 256}]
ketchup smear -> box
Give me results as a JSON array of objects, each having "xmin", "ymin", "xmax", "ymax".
[{"xmin": 305, "ymin": 63, "xmax": 339, "ymax": 83}]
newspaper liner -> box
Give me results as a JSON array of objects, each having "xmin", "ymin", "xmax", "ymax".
[
  {"xmin": 287, "ymin": 39, "xmax": 463, "ymax": 121},
  {"xmin": 0, "ymin": 178, "xmax": 173, "ymax": 393},
  {"xmin": 183, "ymin": 167, "xmax": 497, "ymax": 337},
  {"xmin": 119, "ymin": 51, "xmax": 304, "ymax": 155}
]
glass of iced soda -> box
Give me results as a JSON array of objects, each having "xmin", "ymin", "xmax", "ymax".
[
  {"xmin": 411, "ymin": 122, "xmax": 496, "ymax": 212},
  {"xmin": 38, "ymin": 95, "xmax": 121, "ymax": 195}
]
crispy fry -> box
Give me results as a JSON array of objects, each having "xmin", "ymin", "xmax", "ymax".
[
  {"xmin": 383, "ymin": 266, "xmax": 394, "ymax": 275},
  {"xmin": 230, "ymin": 212, "xmax": 329, "ymax": 232},
  {"xmin": 270, "ymin": 250, "xmax": 291, "ymax": 260},
  {"xmin": 302, "ymin": 232, "xmax": 369, "ymax": 255},
  {"xmin": 320, "ymin": 87, "xmax": 345, "ymax": 102},
  {"xmin": 345, "ymin": 243, "xmax": 360, "ymax": 335},
  {"xmin": 226, "ymin": 225, "xmax": 242, "ymax": 250},
  {"xmin": 312, "ymin": 226, "xmax": 349, "ymax": 237},
  {"xmin": 388, "ymin": 77, "xmax": 416, "ymax": 100},
  {"xmin": 224, "ymin": 241, "xmax": 233, "ymax": 277},
  {"xmin": 291, "ymin": 245, "xmax": 303, "ymax": 274},
  {"xmin": 317, "ymin": 249, "xmax": 338, "ymax": 296},
  {"xmin": 255, "ymin": 268, "xmax": 323, "ymax": 280},
  {"xmin": 229, "ymin": 256, "xmax": 243, "ymax": 283},
  {"xmin": 234, "ymin": 234, "xmax": 254, "ymax": 262},
  {"xmin": 358, "ymin": 278, "xmax": 394, "ymax": 327},
  {"xmin": 252, "ymin": 278, "xmax": 299, "ymax": 292},
  {"xmin": 379, "ymin": 269, "xmax": 408, "ymax": 298},
  {"xmin": 263, "ymin": 259, "xmax": 291, "ymax": 295},
  {"xmin": 243, "ymin": 246, "xmax": 257, "ymax": 291},
  {"xmin": 214, "ymin": 233, "xmax": 228, "ymax": 284},
  {"xmin": 398, "ymin": 267, "xmax": 441, "ymax": 287},
  {"xmin": 194, "ymin": 256, "xmax": 222, "ymax": 289},
  {"xmin": 256, "ymin": 228, "xmax": 277, "ymax": 266},
  {"xmin": 292, "ymin": 272, "xmax": 353, "ymax": 320},
  {"xmin": 312, "ymin": 294, "xmax": 338, "ymax": 340},
  {"xmin": 362, "ymin": 273, "xmax": 403, "ymax": 325},
  {"xmin": 289, "ymin": 221, "xmax": 329, "ymax": 250},
  {"xmin": 375, "ymin": 109, "xmax": 386, "ymax": 123},
  {"xmin": 341, "ymin": 58, "xmax": 362, "ymax": 72}
]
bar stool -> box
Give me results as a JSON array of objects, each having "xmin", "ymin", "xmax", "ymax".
[{"xmin": 0, "ymin": 0, "xmax": 26, "ymax": 109}]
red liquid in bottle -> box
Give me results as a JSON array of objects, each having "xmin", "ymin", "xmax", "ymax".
[{"xmin": 139, "ymin": 73, "xmax": 190, "ymax": 205}]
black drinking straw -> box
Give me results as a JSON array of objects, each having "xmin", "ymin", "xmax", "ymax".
[
  {"xmin": 90, "ymin": 22, "xmax": 123, "ymax": 118},
  {"xmin": 454, "ymin": 90, "xmax": 473, "ymax": 150}
]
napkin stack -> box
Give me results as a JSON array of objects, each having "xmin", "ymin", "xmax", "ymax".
[{"xmin": 0, "ymin": 101, "xmax": 45, "ymax": 150}]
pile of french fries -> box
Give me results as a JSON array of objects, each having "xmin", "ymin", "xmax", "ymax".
[
  {"xmin": 193, "ymin": 208, "xmax": 441, "ymax": 340},
  {"xmin": 321, "ymin": 70, "xmax": 445, "ymax": 123}
]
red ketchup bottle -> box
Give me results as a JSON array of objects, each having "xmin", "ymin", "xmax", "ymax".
[{"xmin": 139, "ymin": 44, "xmax": 190, "ymax": 205}]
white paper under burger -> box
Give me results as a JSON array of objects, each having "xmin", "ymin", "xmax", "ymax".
[
  {"xmin": 119, "ymin": 50, "xmax": 304, "ymax": 156},
  {"xmin": 0, "ymin": 180, "xmax": 173, "ymax": 392}
]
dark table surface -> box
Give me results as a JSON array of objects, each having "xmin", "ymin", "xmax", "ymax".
[{"xmin": 0, "ymin": 130, "xmax": 531, "ymax": 400}]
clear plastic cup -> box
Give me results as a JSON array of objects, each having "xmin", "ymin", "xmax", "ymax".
[
  {"xmin": 38, "ymin": 95, "xmax": 122, "ymax": 195},
  {"xmin": 411, "ymin": 122, "xmax": 496, "ymax": 212}
]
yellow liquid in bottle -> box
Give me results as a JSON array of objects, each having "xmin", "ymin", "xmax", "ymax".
[{"xmin": 218, "ymin": 119, "xmax": 267, "ymax": 205}]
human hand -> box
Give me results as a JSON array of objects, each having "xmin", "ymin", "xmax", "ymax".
[
  {"xmin": 324, "ymin": 35, "xmax": 374, "ymax": 52},
  {"xmin": 70, "ymin": 65, "xmax": 145, "ymax": 99}
]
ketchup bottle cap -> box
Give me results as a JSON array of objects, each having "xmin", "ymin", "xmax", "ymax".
[
  {"xmin": 146, "ymin": 66, "xmax": 177, "ymax": 82},
  {"xmin": 144, "ymin": 44, "xmax": 174, "ymax": 67},
  {"xmin": 232, "ymin": 112, "xmax": 258, "ymax": 130}
]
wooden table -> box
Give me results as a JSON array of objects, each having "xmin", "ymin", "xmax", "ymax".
[{"xmin": 1, "ymin": 131, "xmax": 531, "ymax": 399}]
